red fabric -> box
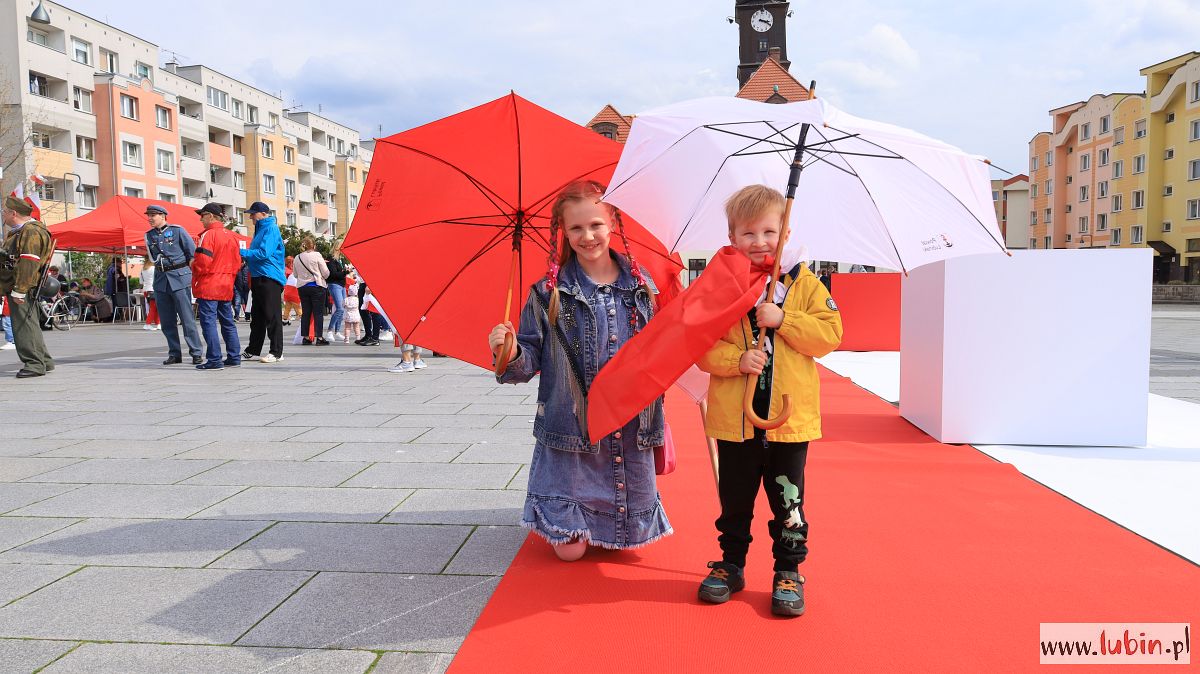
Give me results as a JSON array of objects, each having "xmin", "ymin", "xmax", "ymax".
[
  {"xmin": 450, "ymin": 375, "xmax": 1200, "ymax": 674},
  {"xmin": 587, "ymin": 247, "xmax": 764, "ymax": 443},
  {"xmin": 191, "ymin": 224, "xmax": 242, "ymax": 300},
  {"xmin": 283, "ymin": 285, "xmax": 300, "ymax": 304},
  {"xmin": 340, "ymin": 92, "xmax": 682, "ymax": 370},
  {"xmin": 145, "ymin": 299, "xmax": 158, "ymax": 325},
  {"xmin": 830, "ymin": 273, "xmax": 901, "ymax": 351},
  {"xmin": 48, "ymin": 196, "xmax": 246, "ymax": 254}
]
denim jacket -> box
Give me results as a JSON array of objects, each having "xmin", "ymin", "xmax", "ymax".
[{"xmin": 497, "ymin": 254, "xmax": 665, "ymax": 453}]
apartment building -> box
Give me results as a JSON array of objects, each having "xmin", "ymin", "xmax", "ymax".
[
  {"xmin": 1, "ymin": 0, "xmax": 371, "ymax": 238},
  {"xmin": 1027, "ymin": 51, "xmax": 1200, "ymax": 282},
  {"xmin": 991, "ymin": 174, "xmax": 1030, "ymax": 249}
]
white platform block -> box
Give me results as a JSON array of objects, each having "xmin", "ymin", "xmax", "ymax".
[{"xmin": 900, "ymin": 249, "xmax": 1151, "ymax": 446}]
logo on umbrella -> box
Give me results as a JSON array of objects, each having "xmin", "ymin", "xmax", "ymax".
[{"xmin": 940, "ymin": 234, "xmax": 954, "ymax": 248}]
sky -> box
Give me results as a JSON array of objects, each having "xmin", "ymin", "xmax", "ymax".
[{"xmin": 58, "ymin": 0, "xmax": 1200, "ymax": 177}]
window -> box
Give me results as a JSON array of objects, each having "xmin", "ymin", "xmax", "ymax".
[
  {"xmin": 1193, "ymin": 82, "xmax": 1200, "ymax": 102},
  {"xmin": 31, "ymin": 131, "xmax": 50, "ymax": 148},
  {"xmin": 75, "ymin": 136, "xmax": 95, "ymax": 161},
  {"xmin": 36, "ymin": 182, "xmax": 55, "ymax": 201},
  {"xmin": 1045, "ymin": 151, "xmax": 1053, "ymax": 166},
  {"xmin": 1045, "ymin": 180, "xmax": 1053, "ymax": 195},
  {"xmin": 158, "ymin": 192, "xmax": 176, "ymax": 203},
  {"xmin": 1165, "ymin": 148, "xmax": 1175, "ymax": 160},
  {"xmin": 72, "ymin": 86, "xmax": 92, "ymax": 113},
  {"xmin": 135, "ymin": 62, "xmax": 152, "ymax": 81},
  {"xmin": 1030, "ymin": 156, "xmax": 1039, "ymax": 172},
  {"xmin": 120, "ymin": 94, "xmax": 139, "ymax": 120},
  {"xmin": 263, "ymin": 174, "xmax": 276, "ymax": 194},
  {"xmin": 1165, "ymin": 185, "xmax": 1174, "ymax": 197},
  {"xmin": 1097, "ymin": 213, "xmax": 1108, "ymax": 231},
  {"xmin": 284, "ymin": 146, "xmax": 295, "ymax": 164},
  {"xmin": 269, "ymin": 112, "xmax": 279, "ymax": 128},
  {"xmin": 124, "ymin": 187, "xmax": 144, "ymax": 198},
  {"xmin": 286, "ymin": 211, "xmax": 297, "ymax": 226},
  {"xmin": 991, "ymin": 190, "xmax": 1000, "ymax": 201},
  {"xmin": 1133, "ymin": 154, "xmax": 1146, "ymax": 174},
  {"xmin": 247, "ymin": 105, "xmax": 259, "ymax": 124},
  {"xmin": 1166, "ymin": 112, "xmax": 1176, "ymax": 123},
  {"xmin": 156, "ymin": 149, "xmax": 175, "ymax": 174},
  {"xmin": 1099, "ymin": 148, "xmax": 1109, "ymax": 166},
  {"xmin": 350, "ymin": 194, "xmax": 359, "ymax": 210},
  {"xmin": 1100, "ymin": 115, "xmax": 1110, "ymax": 133},
  {"xmin": 1132, "ymin": 190, "xmax": 1145, "ymax": 209},
  {"xmin": 233, "ymin": 172, "xmax": 245, "ymax": 190},
  {"xmin": 1112, "ymin": 160, "xmax": 1124, "ymax": 179},
  {"xmin": 1079, "ymin": 216, "xmax": 1089, "ymax": 233},
  {"xmin": 1112, "ymin": 194, "xmax": 1123, "ymax": 212},
  {"xmin": 1045, "ymin": 236, "xmax": 1052, "ymax": 249},
  {"xmin": 1110, "ymin": 228, "xmax": 1121, "ymax": 245},
  {"xmin": 1114, "ymin": 126, "xmax": 1125, "ymax": 145},
  {"xmin": 232, "ymin": 135, "xmax": 244, "ymax": 155},
  {"xmin": 206, "ymin": 86, "xmax": 229, "ymax": 110},
  {"xmin": 1044, "ymin": 208, "xmax": 1052, "ymax": 223},
  {"xmin": 232, "ymin": 99, "xmax": 244, "ymax": 120},
  {"xmin": 284, "ymin": 179, "xmax": 296, "ymax": 200},
  {"xmin": 1163, "ymin": 221, "xmax": 1172, "ymax": 233},
  {"xmin": 1134, "ymin": 119, "xmax": 1147, "ymax": 138},
  {"xmin": 1080, "ymin": 122, "xmax": 1091, "ymax": 140},
  {"xmin": 27, "ymin": 27, "xmax": 49, "ymax": 46},
  {"xmin": 349, "ymin": 167, "xmax": 357, "ymax": 182},
  {"xmin": 337, "ymin": 139, "xmax": 346, "ymax": 154},
  {"xmin": 1098, "ymin": 181, "xmax": 1108, "ymax": 198},
  {"xmin": 121, "ymin": 141, "xmax": 142, "ymax": 167},
  {"xmin": 1066, "ymin": 233, "xmax": 1072, "ymax": 244},
  {"xmin": 155, "ymin": 106, "xmax": 171, "ymax": 130},
  {"xmin": 260, "ymin": 139, "xmax": 273, "ymax": 158},
  {"xmin": 1189, "ymin": 199, "xmax": 1200, "ymax": 220},
  {"xmin": 1131, "ymin": 225, "xmax": 1144, "ymax": 244},
  {"xmin": 28, "ymin": 73, "xmax": 48, "ymax": 97},
  {"xmin": 100, "ymin": 49, "xmax": 117, "ymax": 74},
  {"xmin": 1031, "ymin": 183, "xmax": 1038, "ymax": 198},
  {"xmin": 1079, "ymin": 185, "xmax": 1089, "ymax": 202},
  {"xmin": 80, "ymin": 186, "xmax": 98, "ymax": 209},
  {"xmin": 1190, "ymin": 159, "xmax": 1200, "ymax": 181},
  {"xmin": 1080, "ymin": 153, "xmax": 1090, "ymax": 171},
  {"xmin": 1029, "ymin": 238, "xmax": 1037, "ymax": 249},
  {"xmin": 1030, "ymin": 210, "xmax": 1037, "ymax": 225},
  {"xmin": 1192, "ymin": 120, "xmax": 1200, "ymax": 141},
  {"xmin": 71, "ymin": 38, "xmax": 91, "ymax": 65}
]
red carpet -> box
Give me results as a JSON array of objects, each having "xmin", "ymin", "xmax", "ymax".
[{"xmin": 451, "ymin": 369, "xmax": 1200, "ymax": 673}]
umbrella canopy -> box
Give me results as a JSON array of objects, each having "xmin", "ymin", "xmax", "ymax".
[
  {"xmin": 603, "ymin": 96, "xmax": 1007, "ymax": 273},
  {"xmin": 49, "ymin": 196, "xmax": 210, "ymax": 254},
  {"xmin": 340, "ymin": 92, "xmax": 683, "ymax": 370}
]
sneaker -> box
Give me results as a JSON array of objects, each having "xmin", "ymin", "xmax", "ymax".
[
  {"xmin": 196, "ymin": 361, "xmax": 224, "ymax": 371},
  {"xmin": 343, "ymin": 335, "xmax": 350, "ymax": 343},
  {"xmin": 154, "ymin": 325, "xmax": 161, "ymax": 331},
  {"xmin": 142, "ymin": 324, "xmax": 154, "ymax": 331},
  {"xmin": 325, "ymin": 331, "xmax": 336, "ymax": 342},
  {"xmin": 260, "ymin": 354, "xmax": 282, "ymax": 363},
  {"xmin": 0, "ymin": 342, "xmax": 15, "ymax": 350},
  {"xmin": 223, "ymin": 358, "xmax": 241, "ymax": 367},
  {"xmin": 283, "ymin": 320, "xmax": 291, "ymax": 326},
  {"xmin": 413, "ymin": 358, "xmax": 427, "ymax": 370},
  {"xmin": 359, "ymin": 338, "xmax": 380, "ymax": 346},
  {"xmin": 315, "ymin": 338, "xmax": 330, "ymax": 346},
  {"xmin": 388, "ymin": 361, "xmax": 415, "ymax": 373},
  {"xmin": 771, "ymin": 571, "xmax": 806, "ymax": 617},
  {"xmin": 302, "ymin": 338, "xmax": 313, "ymax": 345},
  {"xmin": 698, "ymin": 561, "xmax": 745, "ymax": 604},
  {"xmin": 242, "ymin": 351, "xmax": 260, "ymax": 361},
  {"xmin": 379, "ymin": 330, "xmax": 393, "ymax": 340}
]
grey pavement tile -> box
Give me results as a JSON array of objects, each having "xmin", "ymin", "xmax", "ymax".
[
  {"xmin": 163, "ymin": 413, "xmax": 293, "ymax": 427},
  {"xmin": 20, "ymin": 458, "xmax": 226, "ymax": 485},
  {"xmin": 0, "ymin": 425, "xmax": 55, "ymax": 440},
  {"xmin": 174, "ymin": 441, "xmax": 338, "ymax": 462},
  {"xmin": 0, "ymin": 519, "xmax": 270, "ymax": 568},
  {"xmin": 237, "ymin": 572, "xmax": 499, "ymax": 652},
  {"xmin": 309, "ymin": 444, "xmax": 467, "ymax": 463},
  {"xmin": 384, "ymin": 490, "xmax": 525, "ymax": 526},
  {"xmin": 0, "ymin": 458, "xmax": 84, "ymax": 482},
  {"xmin": 359, "ymin": 403, "xmax": 466, "ymax": 416},
  {"xmin": 424, "ymin": 393, "xmax": 504, "ymax": 405},
  {"xmin": 453, "ymin": 443, "xmax": 533, "ymax": 464},
  {"xmin": 41, "ymin": 643, "xmax": 376, "ymax": 674},
  {"xmin": 410, "ymin": 428, "xmax": 533, "ymax": 445},
  {"xmin": 35, "ymin": 439, "xmax": 213, "ymax": 459},
  {"xmin": 342, "ymin": 463, "xmax": 520, "ymax": 490},
  {"xmin": 491, "ymin": 417, "xmax": 536, "ymax": 430},
  {"xmin": 210, "ymin": 522, "xmax": 471, "ymax": 573},
  {"xmin": 287, "ymin": 427, "xmax": 430, "ymax": 444},
  {"xmin": 373, "ymin": 652, "xmax": 454, "ymax": 674},
  {"xmin": 0, "ymin": 566, "xmax": 311, "ymax": 644},
  {"xmin": 0, "ymin": 639, "xmax": 78, "ymax": 674},
  {"xmin": 379, "ymin": 415, "xmax": 501, "ymax": 429},
  {"xmin": 10, "ymin": 484, "xmax": 244, "ymax": 519},
  {"xmin": 0, "ymin": 564, "xmax": 80, "ymax": 604},
  {"xmin": 0, "ymin": 439, "xmax": 82, "ymax": 458},
  {"xmin": 253, "ymin": 400, "xmax": 376, "ymax": 414},
  {"xmin": 168, "ymin": 426, "xmax": 311, "ymax": 442},
  {"xmin": 0, "ymin": 518, "xmax": 80, "ymax": 552},
  {"xmin": 444, "ymin": 526, "xmax": 528, "ymax": 575},
  {"xmin": 181, "ymin": 461, "xmax": 371, "ymax": 487},
  {"xmin": 69, "ymin": 411, "xmax": 192, "ymax": 426},
  {"xmin": 506, "ymin": 465, "xmax": 529, "ymax": 491},
  {"xmin": 420, "ymin": 376, "xmax": 499, "ymax": 390},
  {"xmin": 54, "ymin": 425, "xmax": 200, "ymax": 441},
  {"xmin": 0, "ymin": 485, "xmax": 80, "ymax": 515},
  {"xmin": 190, "ymin": 487, "xmax": 412, "ymax": 523},
  {"xmin": 268, "ymin": 414, "xmax": 397, "ymax": 428},
  {"xmin": 460, "ymin": 403, "xmax": 534, "ymax": 416}
]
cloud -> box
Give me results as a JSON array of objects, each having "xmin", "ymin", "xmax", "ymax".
[{"xmin": 855, "ymin": 24, "xmax": 920, "ymax": 70}]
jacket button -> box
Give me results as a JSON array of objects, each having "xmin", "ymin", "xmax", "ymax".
[
  {"xmin": 615, "ymin": 456, "xmax": 623, "ymax": 464},
  {"xmin": 608, "ymin": 309, "xmax": 615, "ymax": 317},
  {"xmin": 609, "ymin": 334, "xmax": 617, "ymax": 343},
  {"xmin": 617, "ymin": 482, "xmax": 624, "ymax": 490},
  {"xmin": 613, "ymin": 431, "xmax": 621, "ymax": 439},
  {"xmin": 618, "ymin": 506, "xmax": 626, "ymax": 513}
]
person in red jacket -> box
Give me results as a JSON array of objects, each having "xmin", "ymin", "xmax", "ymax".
[{"xmin": 192, "ymin": 203, "xmax": 243, "ymax": 370}]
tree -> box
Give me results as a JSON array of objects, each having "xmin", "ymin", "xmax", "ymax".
[
  {"xmin": 278, "ymin": 222, "xmax": 342, "ymax": 259},
  {"xmin": 63, "ymin": 251, "xmax": 104, "ymax": 285}
]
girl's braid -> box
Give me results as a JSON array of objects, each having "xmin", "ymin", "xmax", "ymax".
[
  {"xmin": 612, "ymin": 209, "xmax": 653, "ymax": 309},
  {"xmin": 546, "ymin": 212, "xmax": 563, "ymax": 325}
]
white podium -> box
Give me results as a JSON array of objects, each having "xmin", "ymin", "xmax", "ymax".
[{"xmin": 900, "ymin": 249, "xmax": 1151, "ymax": 446}]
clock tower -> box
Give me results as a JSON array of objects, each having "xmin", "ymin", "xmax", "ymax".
[{"xmin": 735, "ymin": 1, "xmax": 791, "ymax": 88}]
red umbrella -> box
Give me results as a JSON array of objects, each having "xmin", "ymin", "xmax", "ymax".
[{"xmin": 341, "ymin": 92, "xmax": 683, "ymax": 371}]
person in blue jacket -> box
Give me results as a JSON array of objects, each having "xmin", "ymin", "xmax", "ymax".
[{"xmin": 239, "ymin": 202, "xmax": 287, "ymax": 363}]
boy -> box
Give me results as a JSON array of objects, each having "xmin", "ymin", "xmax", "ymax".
[{"xmin": 696, "ymin": 185, "xmax": 843, "ymax": 616}]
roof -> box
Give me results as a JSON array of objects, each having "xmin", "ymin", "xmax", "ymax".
[
  {"xmin": 586, "ymin": 104, "xmax": 635, "ymax": 143},
  {"xmin": 736, "ymin": 57, "xmax": 810, "ymax": 103}
]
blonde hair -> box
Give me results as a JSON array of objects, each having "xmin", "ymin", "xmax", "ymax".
[
  {"xmin": 301, "ymin": 237, "xmax": 316, "ymax": 252},
  {"xmin": 725, "ymin": 185, "xmax": 785, "ymax": 233}
]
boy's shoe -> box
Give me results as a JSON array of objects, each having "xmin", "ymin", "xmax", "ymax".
[
  {"xmin": 302, "ymin": 338, "xmax": 313, "ymax": 345},
  {"xmin": 388, "ymin": 361, "xmax": 415, "ymax": 373},
  {"xmin": 771, "ymin": 571, "xmax": 806, "ymax": 617},
  {"xmin": 315, "ymin": 338, "xmax": 330, "ymax": 346},
  {"xmin": 260, "ymin": 354, "xmax": 283, "ymax": 363},
  {"xmin": 223, "ymin": 358, "xmax": 241, "ymax": 367},
  {"xmin": 196, "ymin": 361, "xmax": 224, "ymax": 371},
  {"xmin": 359, "ymin": 338, "xmax": 380, "ymax": 346},
  {"xmin": 242, "ymin": 351, "xmax": 259, "ymax": 361},
  {"xmin": 413, "ymin": 358, "xmax": 427, "ymax": 370},
  {"xmin": 698, "ymin": 561, "xmax": 745, "ymax": 604}
]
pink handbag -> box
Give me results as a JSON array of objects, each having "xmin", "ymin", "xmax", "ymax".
[{"xmin": 654, "ymin": 422, "xmax": 676, "ymax": 475}]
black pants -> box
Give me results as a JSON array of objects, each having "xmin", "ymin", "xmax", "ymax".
[
  {"xmin": 361, "ymin": 311, "xmax": 380, "ymax": 340},
  {"xmin": 247, "ymin": 277, "xmax": 284, "ymax": 357},
  {"xmin": 298, "ymin": 284, "xmax": 327, "ymax": 340},
  {"xmin": 715, "ymin": 438, "xmax": 809, "ymax": 572}
]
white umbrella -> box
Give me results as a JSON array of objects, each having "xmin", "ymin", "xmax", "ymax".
[{"xmin": 603, "ymin": 96, "xmax": 1008, "ymax": 273}]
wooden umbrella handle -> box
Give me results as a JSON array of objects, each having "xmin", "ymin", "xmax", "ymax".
[{"xmin": 494, "ymin": 248, "xmax": 520, "ymax": 376}]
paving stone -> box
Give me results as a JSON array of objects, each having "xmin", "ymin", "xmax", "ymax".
[
  {"xmin": 0, "ymin": 566, "xmax": 311, "ymax": 644},
  {"xmin": 0, "ymin": 439, "xmax": 82, "ymax": 458},
  {"xmin": 0, "ymin": 458, "xmax": 85, "ymax": 482},
  {"xmin": 0, "ymin": 563, "xmax": 79, "ymax": 604},
  {"xmin": 268, "ymin": 414, "xmax": 397, "ymax": 428},
  {"xmin": 21, "ymin": 458, "xmax": 226, "ymax": 485},
  {"xmin": 342, "ymin": 463, "xmax": 520, "ymax": 490},
  {"xmin": 237, "ymin": 572, "xmax": 499, "ymax": 652},
  {"xmin": 254, "ymin": 400, "xmax": 377, "ymax": 414},
  {"xmin": 0, "ymin": 519, "xmax": 270, "ymax": 568},
  {"xmin": 461, "ymin": 403, "xmax": 535, "ymax": 416},
  {"xmin": 0, "ymin": 425, "xmax": 55, "ymax": 440},
  {"xmin": 506, "ymin": 465, "xmax": 530, "ymax": 491},
  {"xmin": 411, "ymin": 428, "xmax": 533, "ymax": 445},
  {"xmin": 163, "ymin": 413, "xmax": 293, "ymax": 427},
  {"xmin": 379, "ymin": 415, "xmax": 502, "ymax": 429},
  {"xmin": 10, "ymin": 484, "xmax": 244, "ymax": 519},
  {"xmin": 0, "ymin": 638, "xmax": 77, "ymax": 673},
  {"xmin": 174, "ymin": 441, "xmax": 338, "ymax": 461},
  {"xmin": 190, "ymin": 487, "xmax": 412, "ymax": 523},
  {"xmin": 491, "ymin": 416, "xmax": 537, "ymax": 430},
  {"xmin": 453, "ymin": 443, "xmax": 533, "ymax": 464},
  {"xmin": 181, "ymin": 460, "xmax": 371, "ymax": 487},
  {"xmin": 168, "ymin": 426, "xmax": 312, "ymax": 442},
  {"xmin": 359, "ymin": 403, "xmax": 467, "ymax": 416},
  {"xmin": 54, "ymin": 425, "xmax": 199, "ymax": 441},
  {"xmin": 286, "ymin": 427, "xmax": 430, "ymax": 444},
  {"xmin": 211, "ymin": 522, "xmax": 471, "ymax": 573},
  {"xmin": 69, "ymin": 411, "xmax": 192, "ymax": 426},
  {"xmin": 0, "ymin": 485, "xmax": 79, "ymax": 515},
  {"xmin": 310, "ymin": 443, "xmax": 467, "ymax": 463},
  {"xmin": 0, "ymin": 517, "xmax": 80, "ymax": 552},
  {"xmin": 373, "ymin": 652, "xmax": 455, "ymax": 674},
  {"xmin": 384, "ymin": 490, "xmax": 525, "ymax": 526},
  {"xmin": 444, "ymin": 526, "xmax": 529, "ymax": 575},
  {"xmin": 40, "ymin": 642, "xmax": 376, "ymax": 674},
  {"xmin": 35, "ymin": 439, "xmax": 213, "ymax": 459}
]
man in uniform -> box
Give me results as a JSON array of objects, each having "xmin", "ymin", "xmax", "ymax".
[
  {"xmin": 143, "ymin": 204, "xmax": 203, "ymax": 365},
  {"xmin": 1, "ymin": 195, "xmax": 55, "ymax": 378}
]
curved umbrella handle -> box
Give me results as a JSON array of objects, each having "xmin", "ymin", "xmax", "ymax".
[
  {"xmin": 743, "ymin": 374, "xmax": 792, "ymax": 430},
  {"xmin": 494, "ymin": 332, "xmax": 515, "ymax": 377}
]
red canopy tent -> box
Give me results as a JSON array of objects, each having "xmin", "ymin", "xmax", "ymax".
[{"xmin": 48, "ymin": 196, "xmax": 209, "ymax": 254}]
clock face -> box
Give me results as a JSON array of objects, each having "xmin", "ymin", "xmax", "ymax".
[{"xmin": 751, "ymin": 9, "xmax": 774, "ymax": 32}]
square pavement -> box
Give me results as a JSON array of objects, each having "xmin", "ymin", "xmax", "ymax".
[{"xmin": 0, "ymin": 325, "xmax": 536, "ymax": 672}]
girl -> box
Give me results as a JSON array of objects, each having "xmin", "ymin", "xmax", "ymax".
[
  {"xmin": 343, "ymin": 282, "xmax": 362, "ymax": 343},
  {"xmin": 141, "ymin": 259, "xmax": 160, "ymax": 331},
  {"xmin": 488, "ymin": 180, "xmax": 671, "ymax": 561}
]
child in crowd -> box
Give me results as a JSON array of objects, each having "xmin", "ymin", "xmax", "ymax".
[
  {"xmin": 696, "ymin": 185, "xmax": 842, "ymax": 617},
  {"xmin": 141, "ymin": 259, "xmax": 160, "ymax": 331},
  {"xmin": 282, "ymin": 258, "xmax": 300, "ymax": 326},
  {"xmin": 343, "ymin": 282, "xmax": 362, "ymax": 343},
  {"xmin": 488, "ymin": 180, "xmax": 671, "ymax": 561}
]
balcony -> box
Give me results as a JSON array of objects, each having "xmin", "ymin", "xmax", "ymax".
[
  {"xmin": 181, "ymin": 156, "xmax": 208, "ymax": 183},
  {"xmin": 182, "ymin": 178, "xmax": 208, "ymax": 200},
  {"xmin": 209, "ymin": 183, "xmax": 236, "ymax": 206},
  {"xmin": 27, "ymin": 70, "xmax": 70, "ymax": 106}
]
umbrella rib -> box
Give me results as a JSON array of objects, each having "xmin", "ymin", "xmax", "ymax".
[
  {"xmin": 404, "ymin": 228, "xmax": 515, "ymax": 339},
  {"xmin": 374, "ymin": 140, "xmax": 517, "ymax": 214},
  {"xmin": 822, "ymin": 148, "xmax": 910, "ymax": 274},
  {"xmin": 524, "ymin": 160, "xmax": 620, "ymax": 216},
  {"xmin": 604, "ymin": 126, "xmax": 711, "ymax": 200},
  {"xmin": 513, "ymin": 93, "xmax": 524, "ymax": 215},
  {"xmin": 341, "ymin": 215, "xmax": 519, "ymax": 250},
  {"xmin": 705, "ymin": 123, "xmax": 800, "ymax": 150},
  {"xmin": 824, "ymin": 123, "xmax": 1009, "ymax": 253},
  {"xmin": 671, "ymin": 152, "xmax": 740, "ymax": 252}
]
